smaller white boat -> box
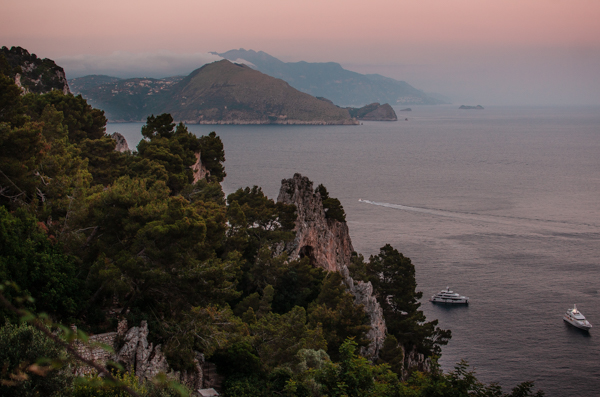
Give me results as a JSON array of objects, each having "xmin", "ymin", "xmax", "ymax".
[
  {"xmin": 563, "ymin": 304, "xmax": 592, "ymax": 331},
  {"xmin": 430, "ymin": 287, "xmax": 469, "ymax": 304}
]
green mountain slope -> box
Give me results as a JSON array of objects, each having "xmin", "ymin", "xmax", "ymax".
[
  {"xmin": 69, "ymin": 75, "xmax": 184, "ymax": 121},
  {"xmin": 70, "ymin": 60, "xmax": 357, "ymax": 124},
  {"xmin": 162, "ymin": 60, "xmax": 356, "ymax": 124}
]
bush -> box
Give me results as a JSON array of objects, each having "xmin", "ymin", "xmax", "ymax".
[
  {"xmin": 0, "ymin": 322, "xmax": 72, "ymax": 397},
  {"xmin": 69, "ymin": 372, "xmax": 185, "ymax": 397}
]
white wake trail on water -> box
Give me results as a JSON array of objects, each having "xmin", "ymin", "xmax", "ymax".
[
  {"xmin": 359, "ymin": 200, "xmax": 487, "ymax": 222},
  {"xmin": 358, "ymin": 199, "xmax": 600, "ymax": 232},
  {"xmin": 358, "ymin": 199, "xmax": 472, "ymax": 218}
]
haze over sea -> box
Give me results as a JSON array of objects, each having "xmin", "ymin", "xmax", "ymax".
[{"xmin": 110, "ymin": 105, "xmax": 600, "ymax": 396}]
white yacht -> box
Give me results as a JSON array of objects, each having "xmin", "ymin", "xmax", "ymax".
[
  {"xmin": 563, "ymin": 304, "xmax": 592, "ymax": 331},
  {"xmin": 430, "ymin": 287, "xmax": 469, "ymax": 304}
]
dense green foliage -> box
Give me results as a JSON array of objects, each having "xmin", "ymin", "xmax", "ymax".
[
  {"xmin": 0, "ymin": 207, "xmax": 81, "ymax": 322},
  {"xmin": 1, "ymin": 46, "xmax": 70, "ymax": 94},
  {"xmin": 0, "ymin": 322, "xmax": 72, "ymax": 397},
  {"xmin": 68, "ymin": 372, "xmax": 185, "ymax": 397},
  {"xmin": 349, "ymin": 246, "xmax": 452, "ymax": 358},
  {"xmin": 0, "ymin": 65, "xmax": 543, "ymax": 396},
  {"xmin": 307, "ymin": 272, "xmax": 370, "ymax": 361},
  {"xmin": 314, "ymin": 184, "xmax": 346, "ymax": 222}
]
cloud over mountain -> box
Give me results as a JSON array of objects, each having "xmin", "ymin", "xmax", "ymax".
[{"xmin": 57, "ymin": 51, "xmax": 223, "ymax": 79}]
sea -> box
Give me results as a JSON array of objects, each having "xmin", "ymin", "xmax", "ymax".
[{"xmin": 109, "ymin": 105, "xmax": 600, "ymax": 396}]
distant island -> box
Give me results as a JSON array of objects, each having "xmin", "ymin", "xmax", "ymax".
[
  {"xmin": 459, "ymin": 105, "xmax": 484, "ymax": 110},
  {"xmin": 71, "ymin": 60, "xmax": 398, "ymax": 124}
]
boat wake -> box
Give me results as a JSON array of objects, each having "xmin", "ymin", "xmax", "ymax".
[
  {"xmin": 357, "ymin": 199, "xmax": 600, "ymax": 232},
  {"xmin": 359, "ymin": 199, "xmax": 471, "ymax": 220}
]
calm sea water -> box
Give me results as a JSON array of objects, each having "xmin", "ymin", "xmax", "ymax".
[{"xmin": 109, "ymin": 105, "xmax": 600, "ymax": 396}]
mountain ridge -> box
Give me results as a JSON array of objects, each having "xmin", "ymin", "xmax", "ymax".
[
  {"xmin": 214, "ymin": 49, "xmax": 445, "ymax": 106},
  {"xmin": 162, "ymin": 60, "xmax": 358, "ymax": 124},
  {"xmin": 71, "ymin": 60, "xmax": 360, "ymax": 124}
]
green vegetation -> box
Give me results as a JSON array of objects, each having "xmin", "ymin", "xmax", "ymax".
[
  {"xmin": 1, "ymin": 46, "xmax": 70, "ymax": 94},
  {"xmin": 0, "ymin": 59, "xmax": 543, "ymax": 396},
  {"xmin": 350, "ymin": 246, "xmax": 452, "ymax": 358},
  {"xmin": 346, "ymin": 102, "xmax": 382, "ymax": 119},
  {"xmin": 70, "ymin": 60, "xmax": 356, "ymax": 123},
  {"xmin": 315, "ymin": 184, "xmax": 346, "ymax": 222},
  {"xmin": 0, "ymin": 322, "xmax": 73, "ymax": 396}
]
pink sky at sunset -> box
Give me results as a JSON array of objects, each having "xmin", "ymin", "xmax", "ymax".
[{"xmin": 3, "ymin": 0, "xmax": 600, "ymax": 105}]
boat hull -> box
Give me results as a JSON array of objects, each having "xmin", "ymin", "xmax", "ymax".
[
  {"xmin": 563, "ymin": 316, "xmax": 592, "ymax": 331},
  {"xmin": 430, "ymin": 298, "xmax": 469, "ymax": 304}
]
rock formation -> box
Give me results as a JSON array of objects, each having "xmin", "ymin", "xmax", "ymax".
[
  {"xmin": 74, "ymin": 320, "xmax": 206, "ymax": 392},
  {"xmin": 191, "ymin": 152, "xmax": 211, "ymax": 183},
  {"xmin": 459, "ymin": 105, "xmax": 484, "ymax": 110},
  {"xmin": 277, "ymin": 174, "xmax": 435, "ymax": 377},
  {"xmin": 358, "ymin": 103, "xmax": 398, "ymax": 121},
  {"xmin": 277, "ymin": 173, "xmax": 386, "ymax": 359},
  {"xmin": 1, "ymin": 46, "xmax": 70, "ymax": 95},
  {"xmin": 110, "ymin": 132, "xmax": 130, "ymax": 152},
  {"xmin": 346, "ymin": 103, "xmax": 398, "ymax": 121},
  {"xmin": 403, "ymin": 347, "xmax": 433, "ymax": 379}
]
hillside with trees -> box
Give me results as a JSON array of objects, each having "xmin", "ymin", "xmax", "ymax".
[
  {"xmin": 0, "ymin": 48, "xmax": 543, "ymax": 397},
  {"xmin": 69, "ymin": 60, "xmax": 357, "ymax": 124}
]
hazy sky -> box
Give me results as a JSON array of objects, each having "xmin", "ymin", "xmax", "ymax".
[{"xmin": 3, "ymin": 0, "xmax": 600, "ymax": 105}]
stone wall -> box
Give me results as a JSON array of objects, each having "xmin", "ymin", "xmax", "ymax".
[
  {"xmin": 73, "ymin": 320, "xmax": 206, "ymax": 392},
  {"xmin": 73, "ymin": 330, "xmax": 119, "ymax": 376}
]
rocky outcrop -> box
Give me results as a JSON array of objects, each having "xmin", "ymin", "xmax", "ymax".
[
  {"xmin": 360, "ymin": 103, "xmax": 398, "ymax": 121},
  {"xmin": 110, "ymin": 132, "xmax": 130, "ymax": 152},
  {"xmin": 277, "ymin": 174, "xmax": 435, "ymax": 376},
  {"xmin": 277, "ymin": 173, "xmax": 386, "ymax": 359},
  {"xmin": 459, "ymin": 105, "xmax": 484, "ymax": 110},
  {"xmin": 191, "ymin": 152, "xmax": 211, "ymax": 183},
  {"xmin": 74, "ymin": 320, "xmax": 205, "ymax": 392},
  {"xmin": 403, "ymin": 347, "xmax": 433, "ymax": 378},
  {"xmin": 345, "ymin": 274, "xmax": 388, "ymax": 359},
  {"xmin": 277, "ymin": 174, "xmax": 352, "ymax": 273},
  {"xmin": 346, "ymin": 103, "xmax": 398, "ymax": 121},
  {"xmin": 1, "ymin": 46, "xmax": 70, "ymax": 95}
]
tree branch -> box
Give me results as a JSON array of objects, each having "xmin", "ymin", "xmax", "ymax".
[{"xmin": 0, "ymin": 291, "xmax": 141, "ymax": 397}]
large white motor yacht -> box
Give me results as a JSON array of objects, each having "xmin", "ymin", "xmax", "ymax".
[
  {"xmin": 430, "ymin": 287, "xmax": 469, "ymax": 304},
  {"xmin": 563, "ymin": 304, "xmax": 592, "ymax": 331}
]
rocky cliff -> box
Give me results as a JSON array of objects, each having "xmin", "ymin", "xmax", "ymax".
[
  {"xmin": 277, "ymin": 174, "xmax": 386, "ymax": 359},
  {"xmin": 277, "ymin": 174, "xmax": 435, "ymax": 377},
  {"xmin": 1, "ymin": 46, "xmax": 70, "ymax": 95},
  {"xmin": 191, "ymin": 152, "xmax": 211, "ymax": 182},
  {"xmin": 347, "ymin": 103, "xmax": 398, "ymax": 121}
]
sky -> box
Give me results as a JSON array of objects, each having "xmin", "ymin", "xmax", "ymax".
[{"xmin": 3, "ymin": 0, "xmax": 600, "ymax": 105}]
